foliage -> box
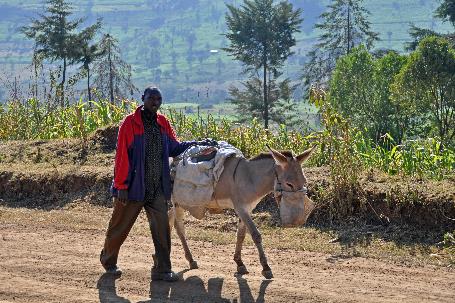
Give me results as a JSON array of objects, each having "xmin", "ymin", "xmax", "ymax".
[
  {"xmin": 20, "ymin": 0, "xmax": 102, "ymax": 105},
  {"xmin": 435, "ymin": 0, "xmax": 455, "ymax": 27},
  {"xmin": 329, "ymin": 46, "xmax": 407, "ymax": 143},
  {"xmin": 2, "ymin": 0, "xmax": 453, "ymax": 105},
  {"xmin": 166, "ymin": 110, "xmax": 315, "ymax": 159},
  {"xmin": 406, "ymin": 25, "xmax": 444, "ymax": 51},
  {"xmin": 0, "ymin": 98, "xmax": 136, "ymax": 141},
  {"xmin": 372, "ymin": 51, "xmax": 408, "ymax": 142},
  {"xmin": 309, "ymin": 87, "xmax": 364, "ymax": 220},
  {"xmin": 93, "ymin": 34, "xmax": 137, "ymax": 104},
  {"xmin": 391, "ymin": 36, "xmax": 455, "ymax": 144},
  {"xmin": 406, "ymin": 0, "xmax": 455, "ymax": 51},
  {"xmin": 223, "ymin": 0, "xmax": 302, "ymax": 128},
  {"xmin": 356, "ymin": 134, "xmax": 455, "ymax": 180},
  {"xmin": 227, "ymin": 77, "xmax": 300, "ymax": 128},
  {"xmin": 0, "ymin": 97, "xmax": 453, "ymax": 181},
  {"xmin": 73, "ymin": 20, "xmax": 104, "ymax": 102},
  {"xmin": 76, "ymin": 43, "xmax": 104, "ymax": 102},
  {"xmin": 302, "ymin": 0, "xmax": 379, "ymax": 88},
  {"xmin": 329, "ymin": 46, "xmax": 375, "ymax": 129}
]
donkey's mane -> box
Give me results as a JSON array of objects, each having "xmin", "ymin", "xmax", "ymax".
[{"xmin": 249, "ymin": 150, "xmax": 294, "ymax": 161}]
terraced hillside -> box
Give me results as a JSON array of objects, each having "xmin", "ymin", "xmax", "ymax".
[{"xmin": 0, "ymin": 0, "xmax": 453, "ymax": 103}]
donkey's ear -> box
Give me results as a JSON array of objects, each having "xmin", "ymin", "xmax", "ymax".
[
  {"xmin": 266, "ymin": 145, "xmax": 288, "ymax": 166},
  {"xmin": 296, "ymin": 146, "xmax": 316, "ymax": 164}
]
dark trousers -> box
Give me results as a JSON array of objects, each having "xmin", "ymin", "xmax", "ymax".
[{"xmin": 100, "ymin": 193, "xmax": 172, "ymax": 273}]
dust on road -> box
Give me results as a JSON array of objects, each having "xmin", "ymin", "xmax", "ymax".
[{"xmin": 0, "ymin": 206, "xmax": 454, "ymax": 303}]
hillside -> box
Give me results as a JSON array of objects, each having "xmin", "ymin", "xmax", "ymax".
[
  {"xmin": 0, "ymin": 126, "xmax": 454, "ymax": 230},
  {"xmin": 0, "ymin": 0, "xmax": 453, "ymax": 103}
]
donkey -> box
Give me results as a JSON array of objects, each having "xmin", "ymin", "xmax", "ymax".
[{"xmin": 168, "ymin": 146, "xmax": 315, "ymax": 279}]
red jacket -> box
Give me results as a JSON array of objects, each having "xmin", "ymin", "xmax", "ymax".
[{"xmin": 111, "ymin": 106, "xmax": 194, "ymax": 201}]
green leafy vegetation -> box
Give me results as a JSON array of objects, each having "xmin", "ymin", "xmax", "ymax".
[
  {"xmin": 1, "ymin": 96, "xmax": 453, "ymax": 181},
  {"xmin": 392, "ymin": 36, "xmax": 455, "ymax": 144},
  {"xmin": 0, "ymin": 98, "xmax": 136, "ymax": 140}
]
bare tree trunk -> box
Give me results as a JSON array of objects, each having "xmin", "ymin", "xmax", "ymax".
[
  {"xmin": 33, "ymin": 53, "xmax": 39, "ymax": 99},
  {"xmin": 263, "ymin": 48, "xmax": 268, "ymax": 129},
  {"xmin": 60, "ymin": 57, "xmax": 67, "ymax": 107},
  {"xmin": 347, "ymin": 3, "xmax": 351, "ymax": 54},
  {"xmin": 108, "ymin": 42, "xmax": 114, "ymax": 104},
  {"xmin": 13, "ymin": 77, "xmax": 18, "ymax": 101},
  {"xmin": 87, "ymin": 67, "xmax": 91, "ymax": 102}
]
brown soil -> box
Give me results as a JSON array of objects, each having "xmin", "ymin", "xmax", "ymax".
[
  {"xmin": 0, "ymin": 204, "xmax": 454, "ymax": 303},
  {"xmin": 2, "ymin": 129, "xmax": 453, "ymax": 229},
  {"xmin": 1, "ymin": 127, "xmax": 455, "ymax": 302}
]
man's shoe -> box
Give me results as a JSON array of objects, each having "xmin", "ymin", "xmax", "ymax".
[
  {"xmin": 105, "ymin": 265, "xmax": 122, "ymax": 275},
  {"xmin": 151, "ymin": 271, "xmax": 180, "ymax": 282}
]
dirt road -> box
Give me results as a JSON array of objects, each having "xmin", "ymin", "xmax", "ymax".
[{"xmin": 0, "ymin": 206, "xmax": 454, "ymax": 303}]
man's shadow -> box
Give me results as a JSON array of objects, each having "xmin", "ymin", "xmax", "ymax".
[
  {"xmin": 97, "ymin": 273, "xmax": 131, "ymax": 303},
  {"xmin": 98, "ymin": 271, "xmax": 272, "ymax": 303}
]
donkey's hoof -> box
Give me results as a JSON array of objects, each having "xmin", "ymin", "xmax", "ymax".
[
  {"xmin": 189, "ymin": 261, "xmax": 199, "ymax": 269},
  {"xmin": 262, "ymin": 269, "xmax": 273, "ymax": 279},
  {"xmin": 235, "ymin": 265, "xmax": 249, "ymax": 276}
]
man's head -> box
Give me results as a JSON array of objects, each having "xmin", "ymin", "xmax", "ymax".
[{"xmin": 142, "ymin": 87, "xmax": 162, "ymax": 113}]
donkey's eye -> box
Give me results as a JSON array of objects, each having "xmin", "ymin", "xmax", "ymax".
[{"xmin": 286, "ymin": 182, "xmax": 294, "ymax": 190}]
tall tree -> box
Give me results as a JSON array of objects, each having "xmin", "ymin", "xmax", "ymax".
[
  {"xmin": 29, "ymin": 48, "xmax": 45, "ymax": 100},
  {"xmin": 373, "ymin": 51, "xmax": 408, "ymax": 142},
  {"xmin": 392, "ymin": 36, "xmax": 455, "ymax": 144},
  {"xmin": 330, "ymin": 46, "xmax": 407, "ymax": 142},
  {"xmin": 73, "ymin": 19, "xmax": 102, "ymax": 102},
  {"xmin": 20, "ymin": 0, "xmax": 91, "ymax": 105},
  {"xmin": 435, "ymin": 0, "xmax": 455, "ymax": 27},
  {"xmin": 224, "ymin": 0, "xmax": 302, "ymax": 129},
  {"xmin": 93, "ymin": 34, "xmax": 137, "ymax": 103},
  {"xmin": 77, "ymin": 43, "xmax": 103, "ymax": 102},
  {"xmin": 228, "ymin": 76, "xmax": 298, "ymax": 127},
  {"xmin": 302, "ymin": 0, "xmax": 379, "ymax": 88},
  {"xmin": 407, "ymin": 0, "xmax": 455, "ymax": 51},
  {"xmin": 406, "ymin": 25, "xmax": 443, "ymax": 51}
]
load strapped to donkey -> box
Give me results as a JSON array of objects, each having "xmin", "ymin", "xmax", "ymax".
[{"xmin": 168, "ymin": 140, "xmax": 316, "ymax": 279}]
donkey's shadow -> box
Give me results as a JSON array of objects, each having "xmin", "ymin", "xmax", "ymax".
[
  {"xmin": 142, "ymin": 276, "xmax": 230, "ymax": 303},
  {"xmin": 97, "ymin": 272, "xmax": 272, "ymax": 303}
]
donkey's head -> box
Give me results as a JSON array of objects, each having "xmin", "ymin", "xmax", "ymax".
[{"xmin": 268, "ymin": 146, "xmax": 316, "ymax": 227}]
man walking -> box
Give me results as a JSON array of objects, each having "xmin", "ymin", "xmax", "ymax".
[{"xmin": 100, "ymin": 87, "xmax": 195, "ymax": 282}]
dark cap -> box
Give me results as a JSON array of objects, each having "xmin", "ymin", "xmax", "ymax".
[{"xmin": 143, "ymin": 86, "xmax": 162, "ymax": 98}]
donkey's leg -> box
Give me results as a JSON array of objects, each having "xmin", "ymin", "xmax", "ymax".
[
  {"xmin": 234, "ymin": 218, "xmax": 248, "ymax": 275},
  {"xmin": 236, "ymin": 209, "xmax": 273, "ymax": 279},
  {"xmin": 168, "ymin": 205, "xmax": 176, "ymax": 232},
  {"xmin": 174, "ymin": 206, "xmax": 198, "ymax": 269}
]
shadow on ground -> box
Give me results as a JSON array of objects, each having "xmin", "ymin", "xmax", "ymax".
[{"xmin": 97, "ymin": 272, "xmax": 272, "ymax": 303}]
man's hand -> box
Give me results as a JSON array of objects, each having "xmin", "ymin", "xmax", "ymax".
[
  {"xmin": 118, "ymin": 189, "xmax": 128, "ymax": 205},
  {"xmin": 197, "ymin": 138, "xmax": 218, "ymax": 147}
]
